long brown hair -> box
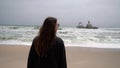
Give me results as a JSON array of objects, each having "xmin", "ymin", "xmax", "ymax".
[{"xmin": 35, "ymin": 17, "xmax": 57, "ymax": 57}]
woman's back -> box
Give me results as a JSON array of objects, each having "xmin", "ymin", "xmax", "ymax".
[{"xmin": 27, "ymin": 37, "xmax": 67, "ymax": 68}]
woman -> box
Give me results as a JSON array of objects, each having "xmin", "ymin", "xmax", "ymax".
[{"xmin": 27, "ymin": 17, "xmax": 67, "ymax": 68}]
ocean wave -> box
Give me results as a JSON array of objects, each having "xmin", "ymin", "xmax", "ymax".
[{"xmin": 0, "ymin": 25, "xmax": 120, "ymax": 48}]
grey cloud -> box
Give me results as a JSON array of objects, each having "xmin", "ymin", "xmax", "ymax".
[{"xmin": 0, "ymin": 0, "xmax": 120, "ymax": 27}]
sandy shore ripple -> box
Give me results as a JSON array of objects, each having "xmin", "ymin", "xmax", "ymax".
[{"xmin": 0, "ymin": 44, "xmax": 120, "ymax": 68}]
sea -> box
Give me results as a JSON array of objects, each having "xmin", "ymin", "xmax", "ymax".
[{"xmin": 0, "ymin": 25, "xmax": 120, "ymax": 49}]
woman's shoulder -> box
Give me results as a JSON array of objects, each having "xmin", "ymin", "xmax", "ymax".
[
  {"xmin": 33, "ymin": 36, "xmax": 38, "ymax": 41},
  {"xmin": 55, "ymin": 36, "xmax": 63, "ymax": 42},
  {"xmin": 55, "ymin": 37, "xmax": 64, "ymax": 46}
]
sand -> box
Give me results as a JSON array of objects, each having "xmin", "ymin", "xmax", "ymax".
[{"xmin": 0, "ymin": 44, "xmax": 120, "ymax": 68}]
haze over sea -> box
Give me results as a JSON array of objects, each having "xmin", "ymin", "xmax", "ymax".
[{"xmin": 0, "ymin": 25, "xmax": 120, "ymax": 49}]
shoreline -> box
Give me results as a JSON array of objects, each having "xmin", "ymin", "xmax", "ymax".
[
  {"xmin": 0, "ymin": 44, "xmax": 120, "ymax": 68},
  {"xmin": 1, "ymin": 43, "xmax": 120, "ymax": 49},
  {"xmin": 0, "ymin": 44, "xmax": 120, "ymax": 52}
]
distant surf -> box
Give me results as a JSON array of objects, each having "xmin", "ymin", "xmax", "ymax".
[{"xmin": 0, "ymin": 25, "xmax": 120, "ymax": 48}]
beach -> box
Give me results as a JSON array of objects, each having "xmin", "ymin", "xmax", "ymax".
[{"xmin": 0, "ymin": 45, "xmax": 120, "ymax": 68}]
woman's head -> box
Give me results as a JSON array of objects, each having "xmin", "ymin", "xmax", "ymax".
[
  {"xmin": 35, "ymin": 17, "xmax": 58, "ymax": 57},
  {"xmin": 41, "ymin": 17, "xmax": 58, "ymax": 34}
]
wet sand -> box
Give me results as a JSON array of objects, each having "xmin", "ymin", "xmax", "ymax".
[{"xmin": 0, "ymin": 45, "xmax": 120, "ymax": 68}]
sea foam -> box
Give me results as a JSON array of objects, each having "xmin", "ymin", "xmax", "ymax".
[{"xmin": 0, "ymin": 25, "xmax": 120, "ymax": 48}]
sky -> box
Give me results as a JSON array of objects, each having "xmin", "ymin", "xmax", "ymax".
[{"xmin": 0, "ymin": 0, "xmax": 120, "ymax": 27}]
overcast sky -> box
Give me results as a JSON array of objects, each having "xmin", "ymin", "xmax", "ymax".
[{"xmin": 0, "ymin": 0, "xmax": 120, "ymax": 27}]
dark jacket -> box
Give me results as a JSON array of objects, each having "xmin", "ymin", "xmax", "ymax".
[{"xmin": 27, "ymin": 37, "xmax": 67, "ymax": 68}]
